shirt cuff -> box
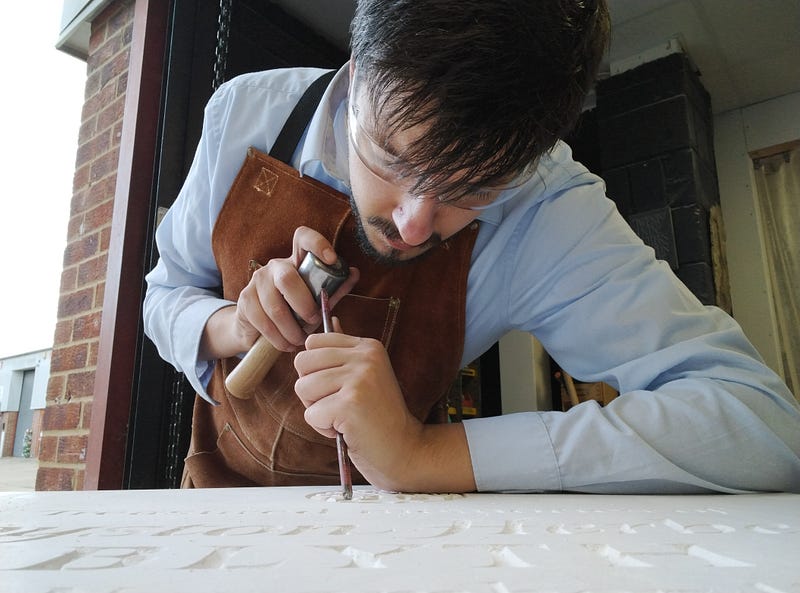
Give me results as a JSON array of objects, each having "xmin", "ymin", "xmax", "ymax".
[
  {"xmin": 463, "ymin": 413, "xmax": 562, "ymax": 492},
  {"xmin": 174, "ymin": 296, "xmax": 234, "ymax": 405}
]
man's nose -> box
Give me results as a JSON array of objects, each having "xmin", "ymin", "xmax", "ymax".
[{"xmin": 392, "ymin": 194, "xmax": 437, "ymax": 247}]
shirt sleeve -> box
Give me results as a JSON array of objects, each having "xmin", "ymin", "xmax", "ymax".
[
  {"xmin": 464, "ymin": 176, "xmax": 800, "ymax": 494},
  {"xmin": 142, "ymin": 84, "xmax": 233, "ymax": 404}
]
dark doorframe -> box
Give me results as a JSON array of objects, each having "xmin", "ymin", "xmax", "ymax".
[
  {"xmin": 123, "ymin": 0, "xmax": 220, "ymax": 491},
  {"xmin": 84, "ymin": 0, "xmax": 171, "ymax": 490}
]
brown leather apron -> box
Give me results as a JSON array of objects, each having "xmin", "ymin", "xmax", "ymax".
[{"xmin": 181, "ymin": 75, "xmax": 478, "ymax": 488}]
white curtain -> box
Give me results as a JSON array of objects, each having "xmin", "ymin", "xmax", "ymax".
[{"xmin": 753, "ymin": 148, "xmax": 800, "ymax": 399}]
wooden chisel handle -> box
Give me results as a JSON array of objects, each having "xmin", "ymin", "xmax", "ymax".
[
  {"xmin": 224, "ymin": 252, "xmax": 350, "ymax": 399},
  {"xmin": 225, "ymin": 335, "xmax": 284, "ymax": 399}
]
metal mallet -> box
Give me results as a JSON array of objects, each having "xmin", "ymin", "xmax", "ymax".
[{"xmin": 225, "ymin": 252, "xmax": 350, "ymax": 399}]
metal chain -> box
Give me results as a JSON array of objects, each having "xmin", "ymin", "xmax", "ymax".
[{"xmin": 212, "ymin": 0, "xmax": 233, "ymax": 91}]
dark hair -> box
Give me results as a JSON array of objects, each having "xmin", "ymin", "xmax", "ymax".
[{"xmin": 350, "ymin": 0, "xmax": 610, "ymax": 197}]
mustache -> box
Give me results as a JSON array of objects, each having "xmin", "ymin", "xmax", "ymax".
[
  {"xmin": 366, "ymin": 216, "xmax": 442, "ymax": 250},
  {"xmin": 367, "ymin": 216, "xmax": 402, "ymax": 241}
]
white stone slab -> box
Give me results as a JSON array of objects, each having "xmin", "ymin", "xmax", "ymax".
[{"xmin": 1, "ymin": 487, "xmax": 798, "ymax": 593}]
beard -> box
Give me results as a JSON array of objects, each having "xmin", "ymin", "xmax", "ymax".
[{"xmin": 348, "ymin": 195, "xmax": 441, "ymax": 267}]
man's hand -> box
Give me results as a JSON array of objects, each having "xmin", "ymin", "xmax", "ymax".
[
  {"xmin": 294, "ymin": 327, "xmax": 477, "ymax": 493},
  {"xmin": 199, "ymin": 226, "xmax": 359, "ymax": 360}
]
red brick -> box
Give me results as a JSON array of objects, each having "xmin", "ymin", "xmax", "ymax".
[
  {"xmin": 78, "ymin": 115, "xmax": 97, "ymax": 145},
  {"xmin": 89, "ymin": 146, "xmax": 120, "ymax": 183},
  {"xmin": 88, "ymin": 5, "xmax": 113, "ymax": 53},
  {"xmin": 73, "ymin": 163, "xmax": 90, "ymax": 192},
  {"xmin": 72, "ymin": 311, "xmax": 103, "ymax": 341},
  {"xmin": 76, "ymin": 128, "xmax": 112, "ymax": 169},
  {"xmin": 0, "ymin": 413, "xmax": 18, "ymax": 456},
  {"xmin": 63, "ymin": 233, "xmax": 100, "ymax": 267},
  {"xmin": 66, "ymin": 371, "xmax": 96, "ymax": 399},
  {"xmin": 81, "ymin": 401, "xmax": 93, "ymax": 430},
  {"xmin": 57, "ymin": 434, "xmax": 88, "ymax": 464},
  {"xmin": 46, "ymin": 374, "xmax": 66, "ymax": 402},
  {"xmin": 115, "ymin": 71, "xmax": 129, "ymax": 101},
  {"xmin": 122, "ymin": 21, "xmax": 133, "ymax": 47},
  {"xmin": 60, "ymin": 265, "xmax": 78, "ymax": 293},
  {"xmin": 84, "ymin": 69, "xmax": 101, "ymax": 101},
  {"xmin": 67, "ymin": 213, "xmax": 84, "ymax": 241},
  {"xmin": 36, "ymin": 467, "xmax": 77, "ymax": 491},
  {"xmin": 108, "ymin": 1, "xmax": 134, "ymax": 35},
  {"xmin": 38, "ymin": 436, "xmax": 58, "ymax": 464},
  {"xmin": 97, "ymin": 95, "xmax": 126, "ymax": 134},
  {"xmin": 86, "ymin": 176, "xmax": 117, "ymax": 211},
  {"xmin": 88, "ymin": 342, "xmax": 100, "ymax": 368},
  {"xmin": 53, "ymin": 320, "xmax": 73, "ymax": 344},
  {"xmin": 100, "ymin": 50, "xmax": 131, "ymax": 89},
  {"xmin": 100, "ymin": 227, "xmax": 112, "ymax": 251},
  {"xmin": 83, "ymin": 202, "xmax": 114, "ymax": 235},
  {"xmin": 87, "ymin": 33, "xmax": 123, "ymax": 77},
  {"xmin": 88, "ymin": 27, "xmax": 105, "ymax": 54},
  {"xmin": 70, "ymin": 190, "xmax": 87, "ymax": 217},
  {"xmin": 83, "ymin": 83, "xmax": 118, "ymax": 125},
  {"xmin": 43, "ymin": 403, "xmax": 82, "ymax": 431},
  {"xmin": 94, "ymin": 282, "xmax": 106, "ymax": 308},
  {"xmin": 74, "ymin": 469, "xmax": 86, "ymax": 491},
  {"xmin": 77, "ymin": 254, "xmax": 108, "ymax": 287},
  {"xmin": 51, "ymin": 344, "xmax": 89, "ymax": 373},
  {"xmin": 57, "ymin": 287, "xmax": 95, "ymax": 318}
]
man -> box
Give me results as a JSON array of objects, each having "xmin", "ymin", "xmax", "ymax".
[{"xmin": 144, "ymin": 0, "xmax": 800, "ymax": 493}]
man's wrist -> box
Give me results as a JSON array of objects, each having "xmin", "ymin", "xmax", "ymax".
[
  {"xmin": 395, "ymin": 422, "xmax": 477, "ymax": 494},
  {"xmin": 200, "ymin": 304, "xmax": 254, "ymax": 360}
]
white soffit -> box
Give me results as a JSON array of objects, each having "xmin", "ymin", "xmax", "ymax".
[{"xmin": 56, "ymin": 0, "xmax": 112, "ymax": 60}]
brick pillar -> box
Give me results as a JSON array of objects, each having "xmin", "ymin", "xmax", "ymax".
[
  {"xmin": 596, "ymin": 53, "xmax": 731, "ymax": 312},
  {"xmin": 36, "ymin": 0, "xmax": 134, "ymax": 491},
  {"xmin": 1, "ymin": 412, "xmax": 18, "ymax": 457}
]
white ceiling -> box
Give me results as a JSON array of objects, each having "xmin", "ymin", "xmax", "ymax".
[
  {"xmin": 274, "ymin": 0, "xmax": 800, "ymax": 115},
  {"xmin": 605, "ymin": 0, "xmax": 800, "ymax": 113}
]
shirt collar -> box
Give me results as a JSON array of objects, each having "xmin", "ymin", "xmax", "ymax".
[{"xmin": 297, "ymin": 63, "xmax": 352, "ymax": 187}]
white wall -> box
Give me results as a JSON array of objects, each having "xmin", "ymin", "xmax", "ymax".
[
  {"xmin": 714, "ymin": 92, "xmax": 800, "ymax": 373},
  {"xmin": 499, "ymin": 331, "xmax": 552, "ymax": 413}
]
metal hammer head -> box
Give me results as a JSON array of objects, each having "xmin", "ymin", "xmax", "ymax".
[{"xmin": 298, "ymin": 252, "xmax": 349, "ymax": 305}]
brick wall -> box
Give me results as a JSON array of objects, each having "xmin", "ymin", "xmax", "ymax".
[{"xmin": 36, "ymin": 0, "xmax": 134, "ymax": 491}]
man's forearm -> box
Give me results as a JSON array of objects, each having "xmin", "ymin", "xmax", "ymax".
[
  {"xmin": 199, "ymin": 305, "xmax": 252, "ymax": 361},
  {"xmin": 378, "ymin": 422, "xmax": 477, "ymax": 494}
]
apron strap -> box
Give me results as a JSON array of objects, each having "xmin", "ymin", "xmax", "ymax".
[{"xmin": 269, "ymin": 69, "xmax": 337, "ymax": 165}]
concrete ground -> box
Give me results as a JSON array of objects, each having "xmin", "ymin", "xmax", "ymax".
[{"xmin": 0, "ymin": 456, "xmax": 38, "ymax": 491}]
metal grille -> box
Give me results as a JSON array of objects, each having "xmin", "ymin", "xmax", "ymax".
[
  {"xmin": 212, "ymin": 0, "xmax": 233, "ymax": 91},
  {"xmin": 164, "ymin": 372, "xmax": 193, "ymax": 488}
]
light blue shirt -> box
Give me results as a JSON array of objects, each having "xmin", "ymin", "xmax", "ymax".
[{"xmin": 144, "ymin": 65, "xmax": 800, "ymax": 494}]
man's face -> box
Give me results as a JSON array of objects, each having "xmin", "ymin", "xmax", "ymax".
[
  {"xmin": 347, "ymin": 141, "xmax": 483, "ymax": 266},
  {"xmin": 345, "ymin": 71, "xmax": 492, "ymax": 265}
]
